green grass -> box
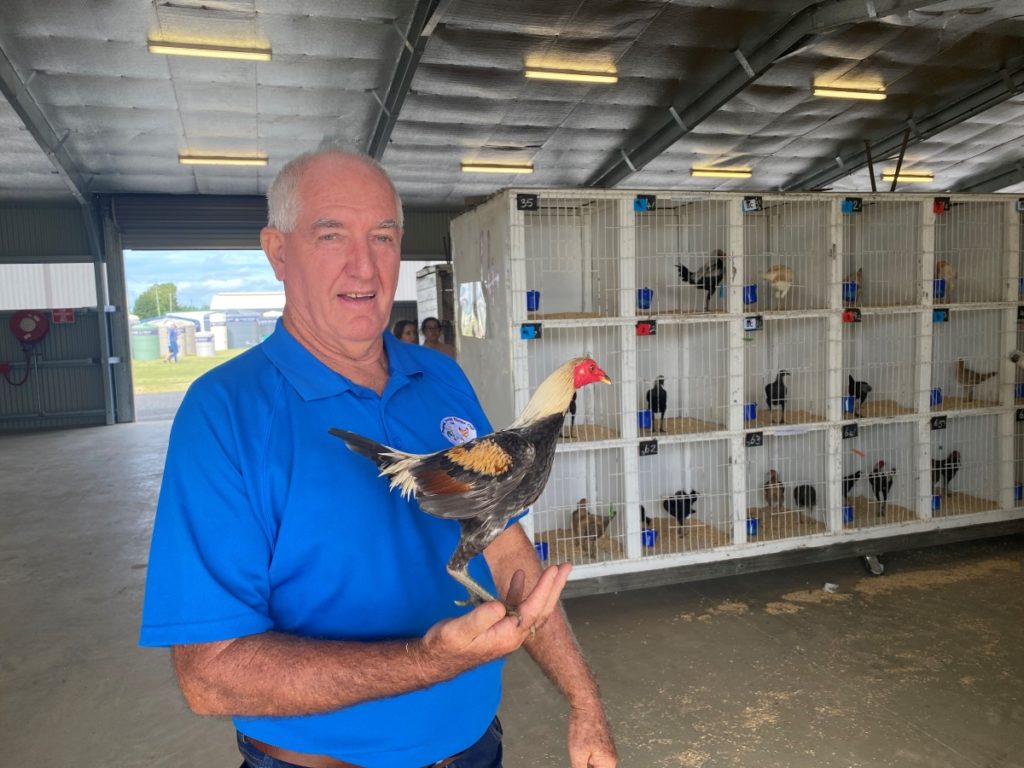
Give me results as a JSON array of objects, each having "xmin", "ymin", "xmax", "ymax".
[{"xmin": 132, "ymin": 349, "xmax": 245, "ymax": 393}]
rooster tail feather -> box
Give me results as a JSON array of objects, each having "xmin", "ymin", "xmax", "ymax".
[
  {"xmin": 328, "ymin": 428, "xmax": 393, "ymax": 470},
  {"xmin": 328, "ymin": 428, "xmax": 424, "ymax": 500}
]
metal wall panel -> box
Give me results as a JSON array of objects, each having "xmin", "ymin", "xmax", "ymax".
[
  {"xmin": 0, "ymin": 204, "xmax": 92, "ymax": 262},
  {"xmin": 0, "ymin": 308, "xmax": 106, "ymax": 431},
  {"xmin": 0, "ymin": 262, "xmax": 97, "ymax": 310}
]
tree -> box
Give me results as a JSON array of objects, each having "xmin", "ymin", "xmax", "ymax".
[{"xmin": 133, "ymin": 283, "xmax": 179, "ymax": 318}]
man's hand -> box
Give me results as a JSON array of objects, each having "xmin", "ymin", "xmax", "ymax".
[
  {"xmin": 569, "ymin": 703, "xmax": 617, "ymax": 768},
  {"xmin": 419, "ymin": 562, "xmax": 572, "ymax": 674}
]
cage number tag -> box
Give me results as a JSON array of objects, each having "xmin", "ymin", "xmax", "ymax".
[
  {"xmin": 636, "ymin": 320, "xmax": 657, "ymax": 336},
  {"xmin": 930, "ymin": 416, "xmax": 947, "ymax": 430},
  {"xmin": 842, "ymin": 308, "xmax": 861, "ymax": 323},
  {"xmin": 516, "ymin": 193, "xmax": 538, "ymax": 211},
  {"xmin": 842, "ymin": 423, "xmax": 859, "ymax": 439},
  {"xmin": 741, "ymin": 196, "xmax": 763, "ymax": 213},
  {"xmin": 634, "ymin": 194, "xmax": 657, "ymax": 212},
  {"xmin": 841, "ymin": 197, "xmax": 862, "ymax": 213},
  {"xmin": 933, "ymin": 308, "xmax": 949, "ymax": 323},
  {"xmin": 639, "ymin": 439, "xmax": 658, "ymax": 456},
  {"xmin": 519, "ymin": 323, "xmax": 542, "ymax": 340},
  {"xmin": 745, "ymin": 431, "xmax": 763, "ymax": 447},
  {"xmin": 933, "ymin": 197, "xmax": 951, "ymax": 214},
  {"xmin": 743, "ymin": 315, "xmax": 763, "ymax": 332},
  {"xmin": 1016, "ymin": 198, "xmax": 1024, "ymax": 213},
  {"xmin": 1016, "ymin": 409, "xmax": 1024, "ymax": 423},
  {"xmin": 1017, "ymin": 306, "xmax": 1024, "ymax": 322}
]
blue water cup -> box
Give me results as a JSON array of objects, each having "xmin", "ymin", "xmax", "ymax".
[
  {"xmin": 526, "ymin": 290, "xmax": 540, "ymax": 312},
  {"xmin": 638, "ymin": 409, "xmax": 653, "ymax": 429},
  {"xmin": 1019, "ymin": 277, "xmax": 1024, "ymax": 297},
  {"xmin": 842, "ymin": 395, "xmax": 856, "ymax": 415},
  {"xmin": 932, "ymin": 494, "xmax": 942, "ymax": 511},
  {"xmin": 1016, "ymin": 484, "xmax": 1023, "ymax": 503},
  {"xmin": 930, "ymin": 387, "xmax": 942, "ymax": 406},
  {"xmin": 842, "ymin": 505, "xmax": 854, "ymax": 524},
  {"xmin": 746, "ymin": 518, "xmax": 759, "ymax": 536},
  {"xmin": 933, "ymin": 278, "xmax": 946, "ymax": 300},
  {"xmin": 743, "ymin": 402, "xmax": 757, "ymax": 421},
  {"xmin": 637, "ymin": 287, "xmax": 653, "ymax": 310},
  {"xmin": 842, "ymin": 281, "xmax": 858, "ymax": 303},
  {"xmin": 534, "ymin": 541, "xmax": 549, "ymax": 561},
  {"xmin": 1015, "ymin": 383, "xmax": 1024, "ymax": 399},
  {"xmin": 641, "ymin": 528, "xmax": 658, "ymax": 547},
  {"xmin": 743, "ymin": 284, "xmax": 758, "ymax": 305}
]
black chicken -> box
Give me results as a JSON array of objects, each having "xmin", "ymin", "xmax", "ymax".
[
  {"xmin": 330, "ymin": 357, "xmax": 610, "ymax": 609},
  {"xmin": 931, "ymin": 450, "xmax": 961, "ymax": 494},
  {"xmin": 848, "ymin": 374, "xmax": 872, "ymax": 418},
  {"xmin": 640, "ymin": 504, "xmax": 652, "ymax": 528},
  {"xmin": 793, "ymin": 484, "xmax": 816, "ymax": 512},
  {"xmin": 646, "ymin": 376, "xmax": 668, "ymax": 433},
  {"xmin": 868, "ymin": 460, "xmax": 896, "ymax": 517},
  {"xmin": 765, "ymin": 370, "xmax": 790, "ymax": 424},
  {"xmin": 843, "ymin": 470, "xmax": 862, "ymax": 500},
  {"xmin": 676, "ymin": 250, "xmax": 725, "ymax": 312},
  {"xmin": 663, "ymin": 490, "xmax": 699, "ymax": 525}
]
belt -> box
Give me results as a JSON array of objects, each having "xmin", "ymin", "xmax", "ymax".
[{"xmin": 242, "ymin": 735, "xmax": 462, "ymax": 768}]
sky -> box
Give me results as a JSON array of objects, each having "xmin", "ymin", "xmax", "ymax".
[{"xmin": 124, "ymin": 249, "xmax": 279, "ymax": 309}]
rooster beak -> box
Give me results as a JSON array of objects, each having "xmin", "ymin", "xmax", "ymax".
[{"xmin": 599, "ymin": 374, "xmax": 612, "ymax": 385}]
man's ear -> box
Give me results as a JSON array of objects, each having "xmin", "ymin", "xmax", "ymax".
[{"xmin": 261, "ymin": 227, "xmax": 286, "ymax": 281}]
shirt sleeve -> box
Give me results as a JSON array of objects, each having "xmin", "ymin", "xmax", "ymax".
[{"xmin": 139, "ymin": 379, "xmax": 274, "ymax": 646}]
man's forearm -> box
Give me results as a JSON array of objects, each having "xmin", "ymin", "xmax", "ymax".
[
  {"xmin": 523, "ymin": 605, "xmax": 603, "ymax": 711},
  {"xmin": 173, "ymin": 631, "xmax": 457, "ymax": 717}
]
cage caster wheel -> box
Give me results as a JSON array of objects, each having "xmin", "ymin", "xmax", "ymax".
[{"xmin": 862, "ymin": 554, "xmax": 885, "ymax": 576}]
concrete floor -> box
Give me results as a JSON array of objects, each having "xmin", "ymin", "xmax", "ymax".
[{"xmin": 2, "ymin": 419, "xmax": 1023, "ymax": 768}]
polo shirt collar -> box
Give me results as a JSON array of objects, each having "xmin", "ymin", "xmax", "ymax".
[{"xmin": 261, "ymin": 319, "xmax": 424, "ymax": 401}]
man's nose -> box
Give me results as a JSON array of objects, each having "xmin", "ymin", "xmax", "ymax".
[{"xmin": 345, "ymin": 236, "xmax": 376, "ymax": 278}]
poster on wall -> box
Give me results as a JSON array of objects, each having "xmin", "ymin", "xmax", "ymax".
[{"xmin": 459, "ymin": 281, "xmax": 486, "ymax": 339}]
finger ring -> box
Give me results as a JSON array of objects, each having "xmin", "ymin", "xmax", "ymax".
[{"xmin": 529, "ymin": 624, "xmax": 537, "ymax": 639}]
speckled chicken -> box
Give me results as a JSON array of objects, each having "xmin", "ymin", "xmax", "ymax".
[
  {"xmin": 764, "ymin": 470, "xmax": 785, "ymax": 515},
  {"xmin": 570, "ymin": 498, "xmax": 616, "ymax": 559},
  {"xmin": 330, "ymin": 357, "xmax": 610, "ymax": 609}
]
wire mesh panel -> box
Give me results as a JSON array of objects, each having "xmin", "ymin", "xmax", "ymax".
[
  {"xmin": 931, "ymin": 310, "xmax": 1002, "ymax": 411},
  {"xmin": 635, "ymin": 196, "xmax": 731, "ymax": 315},
  {"xmin": 934, "ymin": 201, "xmax": 1005, "ymax": 305},
  {"xmin": 525, "ymin": 325, "xmax": 622, "ymax": 443},
  {"xmin": 636, "ymin": 321, "xmax": 729, "ymax": 434},
  {"xmin": 522, "ymin": 197, "xmax": 621, "ymax": 318},
  {"xmin": 744, "ymin": 431, "xmax": 828, "ymax": 542},
  {"xmin": 842, "ymin": 314, "xmax": 918, "ymax": 418},
  {"xmin": 841, "ymin": 423, "xmax": 916, "ymax": 528},
  {"xmin": 841, "ymin": 199, "xmax": 921, "ymax": 308},
  {"xmin": 742, "ymin": 198, "xmax": 831, "ymax": 312},
  {"xmin": 531, "ymin": 448, "xmax": 626, "ymax": 566},
  {"xmin": 930, "ymin": 415, "xmax": 1000, "ymax": 517},
  {"xmin": 744, "ymin": 318, "xmax": 827, "ymax": 426},
  {"xmin": 637, "ymin": 440, "xmax": 731, "ymax": 555}
]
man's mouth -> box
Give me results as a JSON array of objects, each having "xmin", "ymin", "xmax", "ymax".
[{"xmin": 339, "ymin": 292, "xmax": 376, "ymax": 301}]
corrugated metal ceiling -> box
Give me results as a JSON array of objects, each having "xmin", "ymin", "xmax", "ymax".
[{"xmin": 0, "ymin": 0, "xmax": 1022, "ymax": 210}]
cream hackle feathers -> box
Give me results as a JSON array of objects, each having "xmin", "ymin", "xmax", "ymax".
[{"xmin": 510, "ymin": 356, "xmax": 589, "ymax": 428}]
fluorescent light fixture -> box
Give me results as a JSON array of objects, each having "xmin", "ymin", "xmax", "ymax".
[
  {"xmin": 148, "ymin": 40, "xmax": 272, "ymax": 61},
  {"xmin": 179, "ymin": 154, "xmax": 268, "ymax": 167},
  {"xmin": 881, "ymin": 171, "xmax": 933, "ymax": 183},
  {"xmin": 691, "ymin": 168, "xmax": 752, "ymax": 179},
  {"xmin": 524, "ymin": 67, "xmax": 617, "ymax": 84},
  {"xmin": 813, "ymin": 85, "xmax": 886, "ymax": 100},
  {"xmin": 461, "ymin": 162, "xmax": 534, "ymax": 174}
]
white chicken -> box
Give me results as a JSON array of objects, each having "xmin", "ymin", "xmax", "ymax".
[{"xmin": 763, "ymin": 264, "xmax": 795, "ymax": 307}]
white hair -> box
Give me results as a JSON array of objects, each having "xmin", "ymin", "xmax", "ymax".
[{"xmin": 266, "ymin": 149, "xmax": 404, "ymax": 232}]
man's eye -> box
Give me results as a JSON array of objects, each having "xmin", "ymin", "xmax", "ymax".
[
  {"xmin": 320, "ymin": 233, "xmax": 338, "ymax": 241},
  {"xmin": 374, "ymin": 234, "xmax": 394, "ymax": 243}
]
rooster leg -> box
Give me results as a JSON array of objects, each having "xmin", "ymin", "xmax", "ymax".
[
  {"xmin": 704, "ymin": 290, "xmax": 711, "ymax": 312},
  {"xmin": 571, "ymin": 412, "xmax": 576, "ymax": 439},
  {"xmin": 446, "ymin": 523, "xmax": 519, "ymax": 619}
]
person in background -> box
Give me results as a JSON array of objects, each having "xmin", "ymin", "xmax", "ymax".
[
  {"xmin": 421, "ymin": 316, "xmax": 457, "ymax": 359},
  {"xmin": 392, "ymin": 318, "xmax": 418, "ymax": 344},
  {"xmin": 140, "ymin": 148, "xmax": 616, "ymax": 768},
  {"xmin": 162, "ymin": 323, "xmax": 180, "ymax": 363}
]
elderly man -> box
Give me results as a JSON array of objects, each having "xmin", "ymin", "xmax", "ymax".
[{"xmin": 140, "ymin": 149, "xmax": 616, "ymax": 768}]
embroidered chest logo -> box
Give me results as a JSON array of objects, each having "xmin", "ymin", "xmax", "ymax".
[{"xmin": 441, "ymin": 416, "xmax": 477, "ymax": 446}]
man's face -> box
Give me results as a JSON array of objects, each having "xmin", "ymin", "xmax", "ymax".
[{"xmin": 262, "ymin": 156, "xmax": 402, "ymax": 349}]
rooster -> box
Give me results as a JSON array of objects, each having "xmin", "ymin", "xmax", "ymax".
[
  {"xmin": 843, "ymin": 267, "xmax": 863, "ymax": 304},
  {"xmin": 763, "ymin": 264, "xmax": 795, "ymax": 307},
  {"xmin": 764, "ymin": 470, "xmax": 784, "ymax": 515},
  {"xmin": 646, "ymin": 376, "xmax": 668, "ymax": 433},
  {"xmin": 956, "ymin": 359, "xmax": 996, "ymax": 402},
  {"xmin": 765, "ymin": 370, "xmax": 790, "ymax": 424},
  {"xmin": 931, "ymin": 450, "xmax": 961, "ymax": 495},
  {"xmin": 843, "ymin": 470, "xmax": 862, "ymax": 501},
  {"xmin": 676, "ymin": 250, "xmax": 725, "ymax": 312},
  {"xmin": 330, "ymin": 357, "xmax": 610, "ymax": 609},
  {"xmin": 868, "ymin": 460, "xmax": 896, "ymax": 516},
  {"xmin": 848, "ymin": 374, "xmax": 872, "ymax": 417},
  {"xmin": 663, "ymin": 490, "xmax": 699, "ymax": 526},
  {"xmin": 935, "ymin": 260, "xmax": 957, "ymax": 293},
  {"xmin": 793, "ymin": 484, "xmax": 816, "ymax": 513},
  {"xmin": 570, "ymin": 498, "xmax": 616, "ymax": 559}
]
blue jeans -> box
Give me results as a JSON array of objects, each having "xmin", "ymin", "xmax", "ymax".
[{"xmin": 237, "ymin": 717, "xmax": 503, "ymax": 768}]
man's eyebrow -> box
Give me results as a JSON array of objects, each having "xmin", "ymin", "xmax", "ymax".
[
  {"xmin": 312, "ymin": 218, "xmax": 343, "ymax": 229},
  {"xmin": 376, "ymin": 219, "xmax": 399, "ymax": 229}
]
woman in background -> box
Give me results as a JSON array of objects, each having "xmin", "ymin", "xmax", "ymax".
[
  {"xmin": 392, "ymin": 319, "xmax": 418, "ymax": 344},
  {"xmin": 421, "ymin": 317, "xmax": 456, "ymax": 359}
]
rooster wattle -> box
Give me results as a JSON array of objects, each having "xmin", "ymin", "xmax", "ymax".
[{"xmin": 329, "ymin": 357, "xmax": 611, "ymax": 610}]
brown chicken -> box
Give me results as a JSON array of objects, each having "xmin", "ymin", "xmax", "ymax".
[
  {"xmin": 763, "ymin": 264, "xmax": 795, "ymax": 306},
  {"xmin": 935, "ymin": 260, "xmax": 957, "ymax": 293},
  {"xmin": 764, "ymin": 469, "xmax": 785, "ymax": 515},
  {"xmin": 956, "ymin": 359, "xmax": 996, "ymax": 401},
  {"xmin": 330, "ymin": 357, "xmax": 611, "ymax": 609},
  {"xmin": 570, "ymin": 498, "xmax": 616, "ymax": 559}
]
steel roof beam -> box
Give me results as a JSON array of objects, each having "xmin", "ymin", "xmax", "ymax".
[
  {"xmin": 366, "ymin": 0, "xmax": 452, "ymax": 160},
  {"xmin": 585, "ymin": 0, "xmax": 935, "ymax": 188},
  {"xmin": 955, "ymin": 160, "xmax": 1024, "ymax": 194},
  {"xmin": 784, "ymin": 56, "xmax": 1024, "ymax": 191}
]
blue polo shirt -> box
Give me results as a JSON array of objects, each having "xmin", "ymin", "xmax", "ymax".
[{"xmin": 140, "ymin": 322, "xmax": 502, "ymax": 767}]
